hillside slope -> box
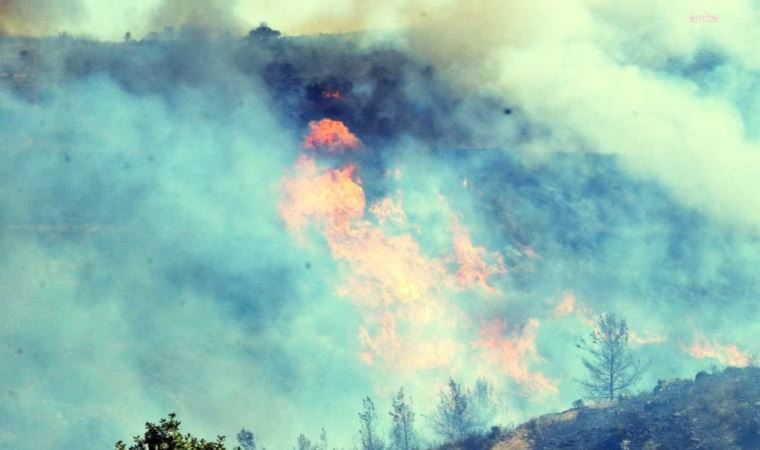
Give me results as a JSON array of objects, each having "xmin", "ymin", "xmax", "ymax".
[{"xmin": 456, "ymin": 367, "xmax": 760, "ymax": 450}]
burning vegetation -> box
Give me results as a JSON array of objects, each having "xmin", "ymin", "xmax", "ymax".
[
  {"xmin": 303, "ymin": 118, "xmax": 361, "ymax": 152},
  {"xmin": 2, "ymin": 16, "xmax": 758, "ymax": 450},
  {"xmin": 279, "ymin": 118, "xmax": 523, "ymax": 376}
]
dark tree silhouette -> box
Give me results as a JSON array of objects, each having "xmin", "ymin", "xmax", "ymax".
[
  {"xmin": 237, "ymin": 428, "xmax": 255, "ymax": 450},
  {"xmin": 248, "ymin": 23, "xmax": 281, "ymax": 40},
  {"xmin": 318, "ymin": 428, "xmax": 328, "ymax": 450},
  {"xmin": 358, "ymin": 396, "xmax": 385, "ymax": 450},
  {"xmin": 389, "ymin": 388, "xmax": 417, "ymax": 450},
  {"xmin": 295, "ymin": 433, "xmax": 313, "ymax": 450},
  {"xmin": 115, "ymin": 412, "xmax": 234, "ymax": 450},
  {"xmin": 578, "ymin": 313, "xmax": 646, "ymax": 401}
]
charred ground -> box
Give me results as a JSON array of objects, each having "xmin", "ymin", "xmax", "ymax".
[
  {"xmin": 0, "ymin": 26, "xmax": 497, "ymax": 148},
  {"xmin": 459, "ymin": 367, "xmax": 760, "ymax": 450}
]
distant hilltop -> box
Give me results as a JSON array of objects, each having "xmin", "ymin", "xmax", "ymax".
[{"xmin": 461, "ymin": 367, "xmax": 760, "ymax": 450}]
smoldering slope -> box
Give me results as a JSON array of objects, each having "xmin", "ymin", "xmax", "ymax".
[{"xmin": 1, "ymin": 6, "xmax": 759, "ymax": 450}]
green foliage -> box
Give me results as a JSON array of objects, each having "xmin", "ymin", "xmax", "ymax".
[{"xmin": 115, "ymin": 412, "xmax": 237, "ymax": 450}]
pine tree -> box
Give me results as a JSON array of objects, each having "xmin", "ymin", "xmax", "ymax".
[{"xmin": 578, "ymin": 313, "xmax": 646, "ymax": 401}]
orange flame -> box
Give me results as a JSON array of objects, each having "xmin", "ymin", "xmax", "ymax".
[
  {"xmin": 279, "ymin": 149, "xmax": 450, "ymax": 369},
  {"xmin": 332, "ymin": 228, "xmax": 446, "ymax": 307},
  {"xmin": 358, "ymin": 313, "xmax": 459, "ymax": 371},
  {"xmin": 685, "ymin": 341, "xmax": 750, "ymax": 367},
  {"xmin": 303, "ymin": 118, "xmax": 360, "ymax": 152},
  {"xmin": 477, "ymin": 318, "xmax": 558, "ymax": 395},
  {"xmin": 280, "ymin": 165, "xmax": 444, "ymax": 309},
  {"xmin": 281, "ymin": 119, "xmax": 524, "ymax": 376},
  {"xmin": 451, "ymin": 219, "xmax": 506, "ymax": 292},
  {"xmin": 279, "ymin": 156, "xmax": 365, "ymax": 235}
]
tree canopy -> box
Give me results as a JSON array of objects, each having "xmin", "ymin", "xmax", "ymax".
[{"xmin": 115, "ymin": 412, "xmax": 235, "ymax": 450}]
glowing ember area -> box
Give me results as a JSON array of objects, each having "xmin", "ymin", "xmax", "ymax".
[
  {"xmin": 477, "ymin": 319, "xmax": 558, "ymax": 395},
  {"xmin": 303, "ymin": 118, "xmax": 361, "ymax": 152},
  {"xmin": 450, "ymin": 219, "xmax": 506, "ymax": 292},
  {"xmin": 322, "ymin": 89, "xmax": 343, "ymax": 100},
  {"xmin": 279, "ymin": 156, "xmax": 365, "ymax": 235},
  {"xmin": 685, "ymin": 341, "xmax": 751, "ymax": 367}
]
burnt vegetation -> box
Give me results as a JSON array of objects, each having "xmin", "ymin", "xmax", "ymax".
[
  {"xmin": 0, "ymin": 24, "xmax": 497, "ymax": 149},
  {"xmin": 520, "ymin": 366, "xmax": 760, "ymax": 450}
]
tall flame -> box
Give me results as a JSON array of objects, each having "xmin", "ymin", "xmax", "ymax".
[{"xmin": 279, "ymin": 118, "xmax": 545, "ymax": 380}]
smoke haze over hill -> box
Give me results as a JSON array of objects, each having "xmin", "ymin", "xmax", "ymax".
[{"xmin": 1, "ymin": 1, "xmax": 759, "ymax": 449}]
